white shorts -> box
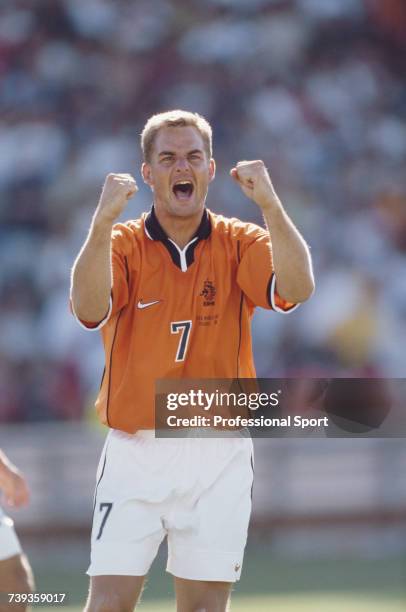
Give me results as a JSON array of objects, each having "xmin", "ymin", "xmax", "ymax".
[
  {"xmin": 88, "ymin": 429, "xmax": 254, "ymax": 582},
  {"xmin": 0, "ymin": 507, "xmax": 22, "ymax": 561}
]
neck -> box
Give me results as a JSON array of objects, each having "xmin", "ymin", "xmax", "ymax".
[{"xmin": 154, "ymin": 206, "xmax": 204, "ymax": 249}]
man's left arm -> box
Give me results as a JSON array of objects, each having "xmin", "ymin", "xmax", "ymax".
[{"xmin": 231, "ymin": 160, "xmax": 315, "ymax": 303}]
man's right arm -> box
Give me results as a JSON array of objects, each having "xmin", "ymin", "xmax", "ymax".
[{"xmin": 70, "ymin": 173, "xmax": 138, "ymax": 323}]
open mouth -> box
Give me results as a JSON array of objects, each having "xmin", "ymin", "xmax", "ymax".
[{"xmin": 172, "ymin": 180, "xmax": 194, "ymax": 200}]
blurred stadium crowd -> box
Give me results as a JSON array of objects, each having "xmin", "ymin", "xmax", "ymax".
[{"xmin": 1, "ymin": 0, "xmax": 406, "ymax": 422}]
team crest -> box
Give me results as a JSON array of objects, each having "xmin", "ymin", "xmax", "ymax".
[{"xmin": 200, "ymin": 279, "xmax": 216, "ymax": 306}]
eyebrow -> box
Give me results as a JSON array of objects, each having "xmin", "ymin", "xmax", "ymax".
[{"xmin": 158, "ymin": 149, "xmax": 204, "ymax": 157}]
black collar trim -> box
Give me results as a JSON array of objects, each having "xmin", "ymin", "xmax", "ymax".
[{"xmin": 144, "ymin": 206, "xmax": 211, "ymax": 271}]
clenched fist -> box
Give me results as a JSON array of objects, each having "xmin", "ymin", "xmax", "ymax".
[
  {"xmin": 95, "ymin": 173, "xmax": 138, "ymax": 224},
  {"xmin": 230, "ymin": 160, "xmax": 279, "ymax": 211}
]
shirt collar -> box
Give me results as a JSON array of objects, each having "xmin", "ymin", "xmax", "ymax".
[{"xmin": 144, "ymin": 206, "xmax": 211, "ymax": 243}]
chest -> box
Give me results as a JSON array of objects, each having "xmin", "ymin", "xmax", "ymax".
[{"xmin": 129, "ymin": 239, "xmax": 238, "ymax": 319}]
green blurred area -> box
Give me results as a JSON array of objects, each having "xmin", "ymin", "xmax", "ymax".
[
  {"xmin": 37, "ymin": 596, "xmax": 406, "ymax": 612},
  {"xmin": 30, "ymin": 539, "xmax": 405, "ymax": 611}
]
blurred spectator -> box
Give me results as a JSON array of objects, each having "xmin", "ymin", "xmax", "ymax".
[{"xmin": 0, "ymin": 0, "xmax": 405, "ymax": 422}]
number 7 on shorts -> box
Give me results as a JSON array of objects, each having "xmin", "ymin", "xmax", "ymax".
[{"xmin": 96, "ymin": 502, "xmax": 113, "ymax": 540}]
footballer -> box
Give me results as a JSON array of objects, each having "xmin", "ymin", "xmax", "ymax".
[{"xmin": 71, "ymin": 110, "xmax": 314, "ymax": 611}]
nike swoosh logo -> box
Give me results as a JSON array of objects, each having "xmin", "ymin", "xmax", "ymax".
[{"xmin": 137, "ymin": 299, "xmax": 161, "ymax": 310}]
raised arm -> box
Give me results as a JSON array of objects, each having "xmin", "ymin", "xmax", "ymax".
[
  {"xmin": 230, "ymin": 160, "xmax": 314, "ymax": 304},
  {"xmin": 70, "ymin": 173, "xmax": 137, "ymax": 323}
]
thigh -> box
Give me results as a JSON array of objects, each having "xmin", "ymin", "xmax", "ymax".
[
  {"xmin": 89, "ymin": 496, "xmax": 165, "ymax": 576},
  {"xmin": 88, "ymin": 432, "xmax": 167, "ymax": 577},
  {"xmin": 85, "ymin": 575, "xmax": 145, "ymax": 612},
  {"xmin": 167, "ymin": 438, "xmax": 253, "ymax": 583},
  {"xmin": 0, "ymin": 553, "xmax": 34, "ymax": 612},
  {"xmin": 0, "ymin": 510, "xmax": 34, "ymax": 596},
  {"xmin": 174, "ymin": 577, "xmax": 232, "ymax": 612}
]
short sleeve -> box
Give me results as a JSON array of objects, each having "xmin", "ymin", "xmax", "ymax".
[
  {"xmin": 109, "ymin": 224, "xmax": 131, "ymax": 316},
  {"xmin": 71, "ymin": 223, "xmax": 133, "ymax": 330},
  {"xmin": 236, "ymin": 231, "xmax": 299, "ymax": 313}
]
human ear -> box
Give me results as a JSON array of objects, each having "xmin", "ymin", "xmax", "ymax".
[
  {"xmin": 141, "ymin": 162, "xmax": 153, "ymax": 188},
  {"xmin": 208, "ymin": 158, "xmax": 216, "ymax": 182}
]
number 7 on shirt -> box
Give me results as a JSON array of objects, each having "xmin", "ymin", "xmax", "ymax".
[{"xmin": 171, "ymin": 320, "xmax": 192, "ymax": 362}]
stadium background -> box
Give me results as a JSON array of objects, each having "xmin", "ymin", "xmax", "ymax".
[{"xmin": 0, "ymin": 0, "xmax": 405, "ymax": 610}]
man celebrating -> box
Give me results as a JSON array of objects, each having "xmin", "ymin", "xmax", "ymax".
[{"xmin": 71, "ymin": 110, "xmax": 314, "ymax": 612}]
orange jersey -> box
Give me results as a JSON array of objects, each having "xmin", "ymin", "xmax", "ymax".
[{"xmin": 75, "ymin": 208, "xmax": 298, "ymax": 433}]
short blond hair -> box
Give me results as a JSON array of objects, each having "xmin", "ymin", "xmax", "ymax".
[{"xmin": 141, "ymin": 110, "xmax": 213, "ymax": 162}]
